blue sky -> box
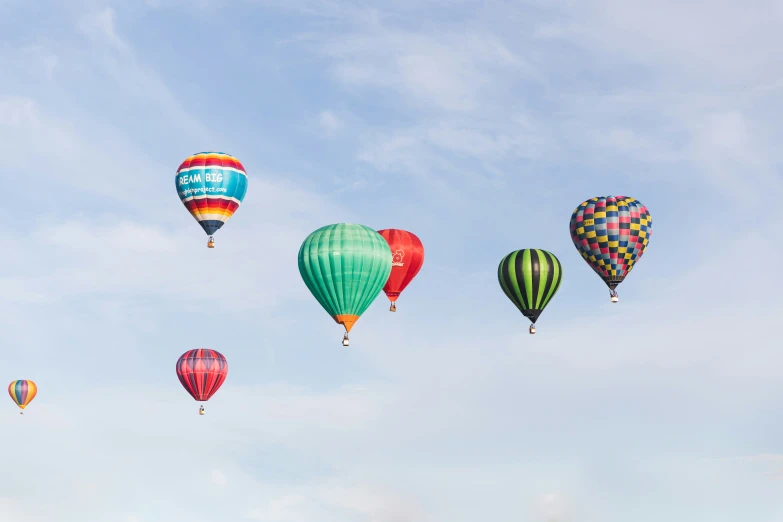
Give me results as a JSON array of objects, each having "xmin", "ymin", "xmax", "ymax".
[{"xmin": 2, "ymin": 0, "xmax": 783, "ymax": 520}]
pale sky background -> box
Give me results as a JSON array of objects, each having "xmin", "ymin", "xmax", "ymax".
[{"xmin": 2, "ymin": 0, "xmax": 783, "ymax": 521}]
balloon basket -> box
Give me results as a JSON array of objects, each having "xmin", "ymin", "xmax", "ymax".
[
  {"xmin": 610, "ymin": 293, "xmax": 619, "ymax": 303},
  {"xmin": 389, "ymin": 302, "xmax": 396, "ymax": 312},
  {"xmin": 207, "ymin": 237, "xmax": 215, "ymax": 248},
  {"xmin": 199, "ymin": 405, "xmax": 205, "ymax": 415},
  {"xmin": 342, "ymin": 333, "xmax": 350, "ymax": 347},
  {"xmin": 529, "ymin": 324, "xmax": 536, "ymax": 335}
]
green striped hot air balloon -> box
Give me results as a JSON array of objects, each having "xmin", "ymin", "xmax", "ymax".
[
  {"xmin": 498, "ymin": 249, "xmax": 563, "ymax": 334},
  {"xmin": 298, "ymin": 223, "xmax": 392, "ymax": 346}
]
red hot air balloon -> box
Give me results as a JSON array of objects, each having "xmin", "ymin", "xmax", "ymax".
[
  {"xmin": 175, "ymin": 349, "xmax": 228, "ymax": 415},
  {"xmin": 377, "ymin": 229, "xmax": 424, "ymax": 312}
]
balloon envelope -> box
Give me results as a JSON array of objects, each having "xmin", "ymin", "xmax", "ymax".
[
  {"xmin": 298, "ymin": 223, "xmax": 392, "ymax": 333},
  {"xmin": 377, "ymin": 229, "xmax": 424, "ymax": 305},
  {"xmin": 8, "ymin": 380, "xmax": 37, "ymax": 410},
  {"xmin": 569, "ymin": 195, "xmax": 652, "ymax": 291},
  {"xmin": 176, "ymin": 349, "xmax": 228, "ymax": 402},
  {"xmin": 175, "ymin": 152, "xmax": 248, "ymax": 237},
  {"xmin": 498, "ymin": 249, "xmax": 562, "ymax": 324}
]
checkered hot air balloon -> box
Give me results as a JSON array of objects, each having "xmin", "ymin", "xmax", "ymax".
[
  {"xmin": 175, "ymin": 152, "xmax": 249, "ymax": 248},
  {"xmin": 175, "ymin": 349, "xmax": 228, "ymax": 415},
  {"xmin": 569, "ymin": 195, "xmax": 652, "ymax": 302}
]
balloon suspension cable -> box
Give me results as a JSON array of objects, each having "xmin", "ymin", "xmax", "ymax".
[
  {"xmin": 207, "ymin": 236, "xmax": 215, "ymax": 248},
  {"xmin": 529, "ymin": 324, "xmax": 536, "ymax": 335},
  {"xmin": 390, "ymin": 302, "xmax": 397, "ymax": 312},
  {"xmin": 342, "ymin": 332, "xmax": 350, "ymax": 347}
]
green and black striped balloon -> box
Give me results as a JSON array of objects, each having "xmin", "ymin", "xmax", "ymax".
[{"xmin": 498, "ymin": 249, "xmax": 563, "ymax": 324}]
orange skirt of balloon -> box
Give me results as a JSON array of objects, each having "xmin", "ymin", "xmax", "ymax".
[{"xmin": 333, "ymin": 314, "xmax": 359, "ymax": 332}]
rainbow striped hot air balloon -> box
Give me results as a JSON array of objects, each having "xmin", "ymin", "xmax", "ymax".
[
  {"xmin": 175, "ymin": 152, "xmax": 249, "ymax": 248},
  {"xmin": 8, "ymin": 380, "xmax": 37, "ymax": 415}
]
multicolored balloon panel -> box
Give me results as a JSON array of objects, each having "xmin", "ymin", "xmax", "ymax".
[
  {"xmin": 498, "ymin": 249, "xmax": 563, "ymax": 324},
  {"xmin": 377, "ymin": 229, "xmax": 424, "ymax": 309},
  {"xmin": 569, "ymin": 195, "xmax": 652, "ymax": 291},
  {"xmin": 8, "ymin": 380, "xmax": 37, "ymax": 410},
  {"xmin": 298, "ymin": 223, "xmax": 392, "ymax": 334},
  {"xmin": 175, "ymin": 349, "xmax": 228, "ymax": 402},
  {"xmin": 175, "ymin": 152, "xmax": 249, "ymax": 236}
]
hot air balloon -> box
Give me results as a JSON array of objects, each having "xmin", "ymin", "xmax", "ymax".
[
  {"xmin": 569, "ymin": 195, "xmax": 652, "ymax": 302},
  {"xmin": 175, "ymin": 349, "xmax": 227, "ymax": 415},
  {"xmin": 175, "ymin": 152, "xmax": 248, "ymax": 248},
  {"xmin": 377, "ymin": 229, "xmax": 424, "ymax": 312},
  {"xmin": 498, "ymin": 249, "xmax": 563, "ymax": 334},
  {"xmin": 298, "ymin": 223, "xmax": 392, "ymax": 346},
  {"xmin": 8, "ymin": 380, "xmax": 37, "ymax": 415}
]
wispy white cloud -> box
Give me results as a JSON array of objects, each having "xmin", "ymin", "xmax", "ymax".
[
  {"xmin": 79, "ymin": 7, "xmax": 128, "ymax": 53},
  {"xmin": 317, "ymin": 484, "xmax": 433, "ymax": 522},
  {"xmin": 537, "ymin": 493, "xmax": 570, "ymax": 522},
  {"xmin": 356, "ymin": 115, "xmax": 552, "ymax": 184},
  {"xmin": 0, "ymin": 94, "xmax": 166, "ymax": 207},
  {"xmin": 541, "ymin": 0, "xmax": 783, "ymax": 83},
  {"xmin": 245, "ymin": 485, "xmax": 431, "ymax": 522},
  {"xmin": 276, "ymin": 0, "xmax": 783, "ymax": 202},
  {"xmin": 701, "ymin": 454, "xmax": 783, "ymax": 479},
  {"xmin": 684, "ymin": 110, "xmax": 779, "ymax": 200},
  {"xmin": 0, "ymin": 498, "xmax": 40, "ymax": 522},
  {"xmin": 211, "ymin": 470, "xmax": 228, "ymax": 486},
  {"xmin": 318, "ymin": 110, "xmax": 342, "ymax": 133},
  {"xmin": 0, "ymin": 95, "xmax": 38, "ymax": 126},
  {"xmin": 246, "ymin": 494, "xmax": 312, "ymax": 521},
  {"xmin": 0, "ymin": 45, "xmax": 59, "ymax": 82},
  {"xmin": 0, "ymin": 177, "xmax": 345, "ymax": 312},
  {"xmin": 321, "ymin": 27, "xmax": 526, "ymax": 112}
]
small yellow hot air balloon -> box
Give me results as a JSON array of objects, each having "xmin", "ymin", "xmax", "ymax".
[{"xmin": 8, "ymin": 380, "xmax": 37, "ymax": 415}]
